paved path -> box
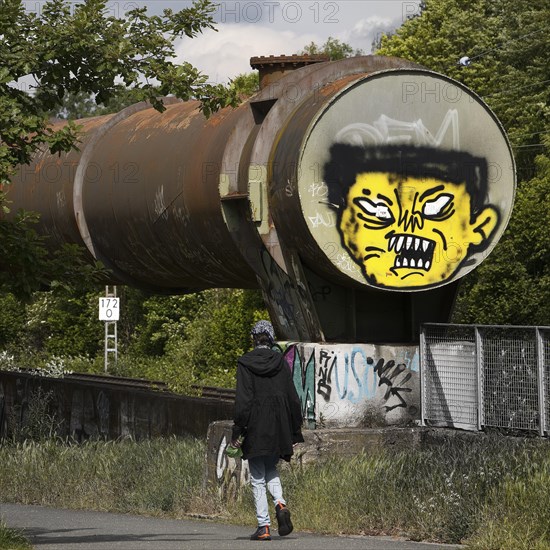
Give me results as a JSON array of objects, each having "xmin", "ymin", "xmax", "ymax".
[{"xmin": 1, "ymin": 503, "xmax": 460, "ymax": 550}]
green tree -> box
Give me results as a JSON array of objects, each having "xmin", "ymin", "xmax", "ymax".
[
  {"xmin": 127, "ymin": 293, "xmax": 205, "ymax": 357},
  {"xmin": 163, "ymin": 289, "xmax": 268, "ymax": 389},
  {"xmin": 1, "ymin": 0, "xmax": 236, "ymax": 185},
  {"xmin": 230, "ymin": 72, "xmax": 260, "ymax": 98},
  {"xmin": 376, "ymin": 0, "xmax": 549, "ymax": 178},
  {"xmin": 0, "ymin": 211, "xmax": 107, "ymax": 299},
  {"xmin": 46, "ymin": 91, "xmax": 99, "ymax": 120},
  {"xmin": 24, "ymin": 286, "xmax": 104, "ymax": 357},
  {"xmin": 300, "ymin": 37, "xmax": 364, "ymax": 60},
  {"xmin": 47, "ymin": 87, "xmax": 165, "ymax": 120},
  {"xmin": 0, "ymin": 293, "xmax": 27, "ymax": 348}
]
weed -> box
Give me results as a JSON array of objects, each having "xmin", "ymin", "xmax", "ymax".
[
  {"xmin": 0, "ymin": 521, "xmax": 32, "ymax": 550},
  {"xmin": 7, "ymin": 387, "xmax": 63, "ymax": 443}
]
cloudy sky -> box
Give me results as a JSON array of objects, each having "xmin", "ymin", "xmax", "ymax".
[{"xmin": 114, "ymin": 1, "xmax": 422, "ymax": 83}]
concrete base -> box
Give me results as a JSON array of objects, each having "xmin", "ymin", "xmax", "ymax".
[
  {"xmin": 206, "ymin": 420, "xmax": 546, "ymax": 496},
  {"xmin": 207, "ymin": 420, "xmax": 428, "ymax": 495}
]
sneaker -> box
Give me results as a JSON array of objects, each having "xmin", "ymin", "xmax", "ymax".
[
  {"xmin": 250, "ymin": 525, "xmax": 272, "ymax": 541},
  {"xmin": 275, "ymin": 502, "xmax": 293, "ymax": 536}
]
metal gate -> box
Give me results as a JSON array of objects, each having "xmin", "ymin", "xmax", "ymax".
[{"xmin": 420, "ymin": 323, "xmax": 550, "ymax": 436}]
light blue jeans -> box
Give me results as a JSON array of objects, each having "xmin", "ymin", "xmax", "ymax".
[{"xmin": 248, "ymin": 455, "xmax": 286, "ymax": 527}]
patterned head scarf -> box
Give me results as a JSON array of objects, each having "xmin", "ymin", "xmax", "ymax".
[{"xmin": 250, "ymin": 320, "xmax": 275, "ymax": 345}]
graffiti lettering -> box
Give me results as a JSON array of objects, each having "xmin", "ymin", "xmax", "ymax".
[
  {"xmin": 335, "ymin": 111, "xmax": 460, "ymax": 148},
  {"xmin": 283, "ymin": 343, "xmax": 419, "ymax": 427},
  {"xmin": 317, "ymin": 349, "xmax": 336, "ymax": 401},
  {"xmin": 259, "ymin": 248, "xmax": 319, "ymax": 339},
  {"xmin": 215, "ymin": 434, "xmax": 249, "ymax": 499},
  {"xmin": 308, "ymin": 211, "xmax": 336, "ymax": 228},
  {"xmin": 283, "ymin": 345, "xmax": 315, "ymax": 427},
  {"xmin": 335, "ymin": 253, "xmax": 358, "ymax": 273},
  {"xmin": 308, "ymin": 181, "xmax": 329, "ymax": 197},
  {"xmin": 371, "ymin": 358, "xmax": 413, "ymax": 411},
  {"xmin": 260, "ymin": 249, "xmax": 296, "ymax": 329}
]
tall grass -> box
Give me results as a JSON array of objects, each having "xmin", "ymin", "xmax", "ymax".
[
  {"xmin": 466, "ymin": 457, "xmax": 550, "ymax": 550},
  {"xmin": 226, "ymin": 435, "xmax": 550, "ymax": 548},
  {"xmin": 0, "ymin": 434, "xmax": 549, "ymax": 548},
  {"xmin": 0, "ymin": 437, "xmax": 221, "ymax": 517}
]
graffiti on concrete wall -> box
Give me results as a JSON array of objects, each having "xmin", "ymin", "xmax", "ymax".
[
  {"xmin": 280, "ymin": 343, "xmax": 419, "ymax": 427},
  {"xmin": 282, "ymin": 345, "xmax": 316, "ymax": 427},
  {"xmin": 215, "ymin": 434, "xmax": 249, "ymax": 499}
]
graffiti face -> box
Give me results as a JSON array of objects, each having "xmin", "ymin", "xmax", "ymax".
[
  {"xmin": 324, "ymin": 144, "xmax": 501, "ymax": 290},
  {"xmin": 339, "ymin": 172, "xmax": 499, "ymax": 288}
]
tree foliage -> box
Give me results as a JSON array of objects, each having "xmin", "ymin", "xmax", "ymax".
[
  {"xmin": 1, "ymin": 0, "xmax": 237, "ymax": 185},
  {"xmin": 0, "ymin": 286, "xmax": 268, "ymax": 392},
  {"xmin": 0, "ymin": 211, "xmax": 107, "ymax": 299},
  {"xmin": 229, "ymin": 72, "xmax": 260, "ymax": 98},
  {"xmin": 162, "ymin": 288, "xmax": 267, "ymax": 388},
  {"xmin": 46, "ymin": 88, "xmax": 155, "ymax": 120},
  {"xmin": 300, "ymin": 37, "xmax": 364, "ymax": 60},
  {"xmin": 377, "ymin": 0, "xmax": 549, "ymax": 177}
]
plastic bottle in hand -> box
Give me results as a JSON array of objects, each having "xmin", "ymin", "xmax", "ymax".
[{"xmin": 225, "ymin": 435, "xmax": 244, "ymax": 459}]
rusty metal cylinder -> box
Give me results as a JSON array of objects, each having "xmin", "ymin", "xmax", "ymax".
[
  {"xmin": 8, "ymin": 55, "xmax": 515, "ymax": 302},
  {"xmin": 268, "ymin": 68, "xmax": 516, "ymax": 291},
  {"xmin": 10, "ymin": 99, "xmax": 259, "ymax": 291}
]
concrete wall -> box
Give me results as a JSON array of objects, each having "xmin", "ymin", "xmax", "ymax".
[
  {"xmin": 0, "ymin": 340, "xmax": 420, "ymax": 441},
  {"xmin": 206, "ymin": 420, "xmax": 425, "ymax": 496},
  {"xmin": 0, "ymin": 371, "xmax": 233, "ymax": 441},
  {"xmin": 279, "ymin": 342, "xmax": 420, "ymax": 428}
]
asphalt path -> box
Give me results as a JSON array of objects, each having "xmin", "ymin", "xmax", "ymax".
[{"xmin": 1, "ymin": 503, "xmax": 461, "ymax": 550}]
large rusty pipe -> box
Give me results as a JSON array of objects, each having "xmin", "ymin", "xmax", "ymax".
[
  {"xmin": 7, "ymin": 55, "xmax": 516, "ymax": 342},
  {"xmin": 10, "ymin": 98, "xmax": 259, "ymax": 291}
]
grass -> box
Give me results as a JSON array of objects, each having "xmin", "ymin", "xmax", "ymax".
[
  {"xmin": 226, "ymin": 435, "xmax": 550, "ymax": 548},
  {"xmin": 0, "ymin": 436, "xmax": 222, "ymax": 517},
  {"xmin": 0, "ymin": 521, "xmax": 32, "ymax": 550},
  {"xmin": 0, "ymin": 435, "xmax": 549, "ymax": 549}
]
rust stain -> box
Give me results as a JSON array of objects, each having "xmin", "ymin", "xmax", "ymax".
[{"xmin": 317, "ymin": 73, "xmax": 368, "ymax": 98}]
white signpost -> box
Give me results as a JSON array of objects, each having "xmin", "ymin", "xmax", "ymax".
[
  {"xmin": 99, "ymin": 297, "xmax": 120, "ymax": 321},
  {"xmin": 100, "ymin": 287, "xmax": 119, "ymax": 372}
]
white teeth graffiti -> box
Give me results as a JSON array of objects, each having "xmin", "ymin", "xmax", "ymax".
[{"xmin": 387, "ymin": 234, "xmax": 435, "ymax": 271}]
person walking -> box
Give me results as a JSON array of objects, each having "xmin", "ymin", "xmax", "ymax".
[{"xmin": 231, "ymin": 320, "xmax": 304, "ymax": 541}]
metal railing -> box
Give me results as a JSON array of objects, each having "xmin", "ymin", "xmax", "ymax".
[{"xmin": 420, "ymin": 323, "xmax": 549, "ymax": 436}]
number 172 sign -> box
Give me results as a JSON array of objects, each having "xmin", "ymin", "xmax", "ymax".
[{"xmin": 99, "ymin": 298, "xmax": 120, "ymax": 321}]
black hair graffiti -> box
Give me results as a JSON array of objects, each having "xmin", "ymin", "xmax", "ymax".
[{"xmin": 323, "ymin": 143, "xmax": 490, "ymax": 221}]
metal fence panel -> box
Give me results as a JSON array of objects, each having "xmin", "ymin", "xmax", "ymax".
[
  {"xmin": 421, "ymin": 324, "xmax": 477, "ymax": 430},
  {"xmin": 421, "ymin": 323, "xmax": 550, "ymax": 436},
  {"xmin": 480, "ymin": 327, "xmax": 539, "ymax": 431}
]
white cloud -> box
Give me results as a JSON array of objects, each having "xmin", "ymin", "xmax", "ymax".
[
  {"xmin": 174, "ymin": 23, "xmax": 320, "ymax": 83},
  {"xmin": 172, "ymin": 2, "xmax": 420, "ymax": 83},
  {"xmin": 337, "ymin": 15, "xmax": 396, "ymax": 54}
]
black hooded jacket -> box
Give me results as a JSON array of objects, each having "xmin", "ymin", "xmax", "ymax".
[{"xmin": 232, "ymin": 347, "xmax": 304, "ymax": 461}]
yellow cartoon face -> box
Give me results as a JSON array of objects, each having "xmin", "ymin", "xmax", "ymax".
[{"xmin": 339, "ymin": 172, "xmax": 499, "ymax": 289}]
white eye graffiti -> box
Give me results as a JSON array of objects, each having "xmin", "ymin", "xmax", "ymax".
[
  {"xmin": 423, "ymin": 194, "xmax": 453, "ymax": 218},
  {"xmin": 357, "ymin": 199, "xmax": 392, "ymax": 219}
]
